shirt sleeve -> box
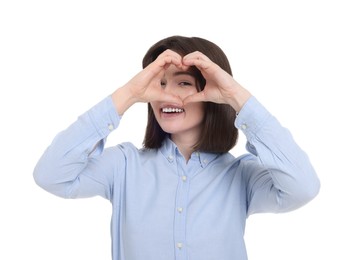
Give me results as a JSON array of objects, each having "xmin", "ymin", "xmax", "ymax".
[
  {"xmin": 33, "ymin": 96, "xmax": 124, "ymax": 200},
  {"xmin": 235, "ymin": 96, "xmax": 320, "ymax": 215}
]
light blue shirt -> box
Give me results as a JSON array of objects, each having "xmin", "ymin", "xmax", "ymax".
[{"xmin": 34, "ymin": 96, "xmax": 320, "ymax": 260}]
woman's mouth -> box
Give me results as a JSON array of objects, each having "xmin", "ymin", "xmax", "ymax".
[
  {"xmin": 161, "ymin": 107, "xmax": 185, "ymax": 113},
  {"xmin": 160, "ymin": 106, "xmax": 185, "ymax": 119}
]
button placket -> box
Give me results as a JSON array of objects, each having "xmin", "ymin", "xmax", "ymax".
[
  {"xmin": 176, "ymin": 242, "xmax": 183, "ymax": 249},
  {"xmin": 174, "ymin": 157, "xmax": 189, "ymax": 259}
]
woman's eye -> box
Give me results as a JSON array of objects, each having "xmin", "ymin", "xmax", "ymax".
[
  {"xmin": 160, "ymin": 81, "xmax": 166, "ymax": 87},
  {"xmin": 179, "ymin": 81, "xmax": 192, "ymax": 87}
]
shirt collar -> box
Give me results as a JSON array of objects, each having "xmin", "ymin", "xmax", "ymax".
[{"xmin": 159, "ymin": 138, "xmax": 218, "ymax": 168}]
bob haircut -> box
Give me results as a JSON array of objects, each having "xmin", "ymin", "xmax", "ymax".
[{"xmin": 142, "ymin": 35, "xmax": 238, "ymax": 153}]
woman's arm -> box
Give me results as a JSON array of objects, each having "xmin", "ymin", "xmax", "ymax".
[
  {"xmin": 33, "ymin": 97, "xmax": 123, "ymax": 200},
  {"xmin": 33, "ymin": 50, "xmax": 185, "ymax": 199},
  {"xmin": 182, "ymin": 51, "xmax": 320, "ymax": 213},
  {"xmin": 236, "ymin": 97, "xmax": 320, "ymax": 215}
]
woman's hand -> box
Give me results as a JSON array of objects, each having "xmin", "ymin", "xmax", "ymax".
[
  {"xmin": 182, "ymin": 51, "xmax": 252, "ymax": 112},
  {"xmin": 111, "ymin": 50, "xmax": 184, "ymax": 115}
]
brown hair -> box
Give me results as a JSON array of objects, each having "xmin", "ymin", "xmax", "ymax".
[{"xmin": 142, "ymin": 36, "xmax": 238, "ymax": 153}]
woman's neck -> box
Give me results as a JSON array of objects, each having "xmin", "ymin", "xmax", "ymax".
[{"xmin": 171, "ymin": 134, "xmax": 197, "ymax": 162}]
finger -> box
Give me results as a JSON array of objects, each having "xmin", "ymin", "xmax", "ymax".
[
  {"xmin": 157, "ymin": 49, "xmax": 183, "ymax": 68},
  {"xmin": 144, "ymin": 57, "xmax": 179, "ymax": 80},
  {"xmin": 183, "ymin": 51, "xmax": 211, "ymax": 62},
  {"xmin": 139, "ymin": 62, "xmax": 165, "ymax": 87},
  {"xmin": 161, "ymin": 49, "xmax": 182, "ymax": 59},
  {"xmin": 156, "ymin": 93, "xmax": 183, "ymax": 106},
  {"xmin": 183, "ymin": 92, "xmax": 207, "ymax": 105},
  {"xmin": 183, "ymin": 55, "xmax": 212, "ymax": 71},
  {"xmin": 162, "ymin": 55, "xmax": 182, "ymax": 68}
]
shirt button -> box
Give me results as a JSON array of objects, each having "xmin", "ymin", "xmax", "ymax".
[
  {"xmin": 108, "ymin": 124, "xmax": 114, "ymax": 131},
  {"xmin": 177, "ymin": 242, "xmax": 183, "ymax": 249},
  {"xmin": 203, "ymin": 159, "xmax": 208, "ymax": 164},
  {"xmin": 167, "ymin": 155, "xmax": 174, "ymax": 162},
  {"xmin": 181, "ymin": 175, "xmax": 187, "ymax": 182},
  {"xmin": 177, "ymin": 207, "xmax": 183, "ymax": 213},
  {"xmin": 241, "ymin": 124, "xmax": 247, "ymax": 130}
]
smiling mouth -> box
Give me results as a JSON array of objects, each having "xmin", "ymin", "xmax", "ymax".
[{"xmin": 161, "ymin": 107, "xmax": 185, "ymax": 113}]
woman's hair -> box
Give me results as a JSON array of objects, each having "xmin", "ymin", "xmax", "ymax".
[{"xmin": 142, "ymin": 35, "xmax": 238, "ymax": 153}]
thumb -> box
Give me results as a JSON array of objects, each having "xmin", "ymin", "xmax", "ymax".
[
  {"xmin": 183, "ymin": 92, "xmax": 206, "ymax": 105},
  {"xmin": 157, "ymin": 93, "xmax": 183, "ymax": 106}
]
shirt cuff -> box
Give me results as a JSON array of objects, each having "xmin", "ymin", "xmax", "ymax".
[
  {"xmin": 87, "ymin": 95, "xmax": 122, "ymax": 139},
  {"xmin": 234, "ymin": 96, "xmax": 272, "ymax": 140}
]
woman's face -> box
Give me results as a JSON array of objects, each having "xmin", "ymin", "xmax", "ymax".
[{"xmin": 150, "ymin": 65, "xmax": 205, "ymax": 141}]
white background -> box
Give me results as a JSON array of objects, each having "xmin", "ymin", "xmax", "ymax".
[{"xmin": 1, "ymin": 0, "xmax": 356, "ymax": 259}]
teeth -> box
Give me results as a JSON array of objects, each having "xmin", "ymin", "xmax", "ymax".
[{"xmin": 162, "ymin": 107, "xmax": 184, "ymax": 113}]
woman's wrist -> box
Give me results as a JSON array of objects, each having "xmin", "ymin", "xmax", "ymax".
[
  {"xmin": 228, "ymin": 85, "xmax": 252, "ymax": 113},
  {"xmin": 111, "ymin": 85, "xmax": 138, "ymax": 116}
]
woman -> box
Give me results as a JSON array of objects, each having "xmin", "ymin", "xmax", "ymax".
[{"xmin": 34, "ymin": 35, "xmax": 320, "ymax": 260}]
